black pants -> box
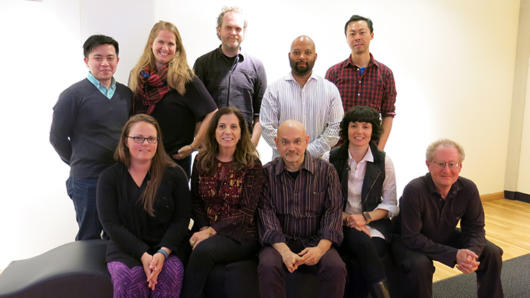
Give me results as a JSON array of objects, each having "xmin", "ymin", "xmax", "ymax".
[
  {"xmin": 392, "ymin": 232, "xmax": 503, "ymax": 298},
  {"xmin": 257, "ymin": 246, "xmax": 346, "ymax": 298},
  {"xmin": 341, "ymin": 227, "xmax": 388, "ymax": 297},
  {"xmin": 180, "ymin": 235, "xmax": 258, "ymax": 298}
]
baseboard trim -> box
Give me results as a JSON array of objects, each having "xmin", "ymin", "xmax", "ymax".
[
  {"xmin": 504, "ymin": 190, "xmax": 530, "ymax": 203},
  {"xmin": 481, "ymin": 192, "xmax": 504, "ymax": 202}
]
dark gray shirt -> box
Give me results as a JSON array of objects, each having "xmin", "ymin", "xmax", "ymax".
[
  {"xmin": 193, "ymin": 46, "xmax": 267, "ymax": 128},
  {"xmin": 50, "ymin": 79, "xmax": 132, "ymax": 178}
]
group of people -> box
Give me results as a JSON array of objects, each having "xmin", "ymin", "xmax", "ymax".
[{"xmin": 49, "ymin": 6, "xmax": 503, "ymax": 298}]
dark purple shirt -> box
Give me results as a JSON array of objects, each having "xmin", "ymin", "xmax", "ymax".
[
  {"xmin": 325, "ymin": 54, "xmax": 396, "ymax": 118},
  {"xmin": 398, "ymin": 173, "xmax": 486, "ymax": 266},
  {"xmin": 258, "ymin": 153, "xmax": 343, "ymax": 248}
]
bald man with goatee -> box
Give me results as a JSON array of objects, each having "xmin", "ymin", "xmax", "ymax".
[
  {"xmin": 260, "ymin": 36, "xmax": 344, "ymax": 159},
  {"xmin": 258, "ymin": 120, "xmax": 346, "ymax": 298}
]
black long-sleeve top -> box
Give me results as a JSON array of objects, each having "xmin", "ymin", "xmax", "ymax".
[
  {"xmin": 96, "ymin": 163, "xmax": 191, "ymax": 267},
  {"xmin": 397, "ymin": 173, "xmax": 486, "ymax": 267}
]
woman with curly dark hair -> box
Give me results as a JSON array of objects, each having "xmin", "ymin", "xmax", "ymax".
[{"xmin": 324, "ymin": 106, "xmax": 397, "ymax": 298}]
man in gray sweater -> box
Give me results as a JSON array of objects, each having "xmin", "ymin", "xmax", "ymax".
[{"xmin": 50, "ymin": 35, "xmax": 132, "ymax": 240}]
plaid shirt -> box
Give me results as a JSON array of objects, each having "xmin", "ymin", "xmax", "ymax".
[{"xmin": 325, "ymin": 54, "xmax": 396, "ymax": 117}]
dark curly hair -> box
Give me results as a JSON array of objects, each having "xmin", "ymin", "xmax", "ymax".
[{"xmin": 339, "ymin": 106, "xmax": 382, "ymax": 146}]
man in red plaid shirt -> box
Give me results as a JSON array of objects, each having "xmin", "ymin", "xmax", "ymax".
[{"xmin": 326, "ymin": 15, "xmax": 396, "ymax": 150}]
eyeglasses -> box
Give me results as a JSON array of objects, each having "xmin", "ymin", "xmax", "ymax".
[
  {"xmin": 128, "ymin": 136, "xmax": 158, "ymax": 144},
  {"xmin": 431, "ymin": 161, "xmax": 461, "ymax": 169}
]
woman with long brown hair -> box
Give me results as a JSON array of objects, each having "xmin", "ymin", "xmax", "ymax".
[
  {"xmin": 130, "ymin": 21, "xmax": 217, "ymax": 177},
  {"xmin": 97, "ymin": 114, "xmax": 191, "ymax": 297},
  {"xmin": 181, "ymin": 107, "xmax": 266, "ymax": 298}
]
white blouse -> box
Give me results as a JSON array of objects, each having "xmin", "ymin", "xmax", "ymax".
[{"xmin": 323, "ymin": 147, "xmax": 398, "ymax": 239}]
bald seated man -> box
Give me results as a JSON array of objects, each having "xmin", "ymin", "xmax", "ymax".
[
  {"xmin": 260, "ymin": 35, "xmax": 344, "ymax": 159},
  {"xmin": 257, "ymin": 120, "xmax": 346, "ymax": 298}
]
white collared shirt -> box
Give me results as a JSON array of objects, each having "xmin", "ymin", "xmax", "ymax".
[
  {"xmin": 260, "ymin": 72, "xmax": 344, "ymax": 158},
  {"xmin": 323, "ymin": 147, "xmax": 398, "ymax": 239}
]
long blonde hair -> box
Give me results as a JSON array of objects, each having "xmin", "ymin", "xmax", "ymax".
[{"xmin": 129, "ymin": 21, "xmax": 193, "ymax": 95}]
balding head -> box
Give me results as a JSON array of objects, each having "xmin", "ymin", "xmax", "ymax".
[
  {"xmin": 289, "ymin": 35, "xmax": 317, "ymax": 77},
  {"xmin": 290, "ymin": 35, "xmax": 315, "ymax": 52},
  {"xmin": 275, "ymin": 120, "xmax": 309, "ymax": 171}
]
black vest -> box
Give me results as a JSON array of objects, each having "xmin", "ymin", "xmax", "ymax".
[{"xmin": 329, "ymin": 142, "xmax": 392, "ymax": 240}]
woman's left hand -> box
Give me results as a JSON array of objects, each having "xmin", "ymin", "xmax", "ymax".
[
  {"xmin": 189, "ymin": 227, "xmax": 216, "ymax": 249},
  {"xmin": 146, "ymin": 253, "xmax": 165, "ymax": 290}
]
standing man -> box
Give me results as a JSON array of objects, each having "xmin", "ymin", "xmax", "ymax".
[
  {"xmin": 326, "ymin": 15, "xmax": 396, "ymax": 150},
  {"xmin": 393, "ymin": 139, "xmax": 503, "ymax": 298},
  {"xmin": 194, "ymin": 6, "xmax": 267, "ymax": 146},
  {"xmin": 260, "ymin": 35, "xmax": 344, "ymax": 158},
  {"xmin": 50, "ymin": 35, "xmax": 132, "ymax": 240},
  {"xmin": 258, "ymin": 120, "xmax": 346, "ymax": 298}
]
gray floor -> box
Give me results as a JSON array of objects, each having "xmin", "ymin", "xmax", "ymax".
[{"xmin": 433, "ymin": 253, "xmax": 530, "ymax": 298}]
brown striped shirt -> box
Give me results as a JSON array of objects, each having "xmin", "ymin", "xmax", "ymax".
[{"xmin": 258, "ymin": 153, "xmax": 343, "ymax": 248}]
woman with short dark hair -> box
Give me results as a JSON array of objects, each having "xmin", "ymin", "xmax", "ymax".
[{"xmin": 324, "ymin": 106, "xmax": 397, "ymax": 298}]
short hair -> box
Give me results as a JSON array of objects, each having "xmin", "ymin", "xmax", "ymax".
[
  {"xmin": 339, "ymin": 106, "xmax": 382, "ymax": 146},
  {"xmin": 217, "ymin": 6, "xmax": 248, "ymax": 30},
  {"xmin": 344, "ymin": 14, "xmax": 374, "ymax": 35},
  {"xmin": 425, "ymin": 139, "xmax": 466, "ymax": 162},
  {"xmin": 83, "ymin": 34, "xmax": 119, "ymax": 58},
  {"xmin": 198, "ymin": 106, "xmax": 258, "ymax": 174}
]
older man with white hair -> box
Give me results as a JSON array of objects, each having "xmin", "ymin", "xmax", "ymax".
[{"xmin": 393, "ymin": 139, "xmax": 503, "ymax": 298}]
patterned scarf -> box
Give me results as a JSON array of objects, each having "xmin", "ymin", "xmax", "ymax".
[{"xmin": 133, "ymin": 65, "xmax": 170, "ymax": 115}]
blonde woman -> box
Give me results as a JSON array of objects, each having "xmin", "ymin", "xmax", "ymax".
[{"xmin": 130, "ymin": 21, "xmax": 217, "ymax": 177}]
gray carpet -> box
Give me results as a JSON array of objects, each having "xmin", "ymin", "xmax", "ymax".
[{"xmin": 433, "ymin": 253, "xmax": 530, "ymax": 298}]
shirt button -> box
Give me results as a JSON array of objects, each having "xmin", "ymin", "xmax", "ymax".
[
  {"xmin": 357, "ymin": 93, "xmax": 361, "ymax": 96},
  {"xmin": 358, "ymin": 81, "xmax": 362, "ymax": 84}
]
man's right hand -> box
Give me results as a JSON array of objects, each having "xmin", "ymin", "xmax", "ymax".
[
  {"xmin": 280, "ymin": 250, "xmax": 304, "ymax": 273},
  {"xmin": 273, "ymin": 242, "xmax": 304, "ymax": 273},
  {"xmin": 456, "ymin": 249, "xmax": 480, "ymax": 274}
]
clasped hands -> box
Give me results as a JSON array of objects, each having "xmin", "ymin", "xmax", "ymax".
[
  {"xmin": 343, "ymin": 213, "xmax": 370, "ymax": 236},
  {"xmin": 280, "ymin": 246, "xmax": 325, "ymax": 273},
  {"xmin": 456, "ymin": 249, "xmax": 480, "ymax": 274},
  {"xmin": 140, "ymin": 248, "xmax": 169, "ymax": 291}
]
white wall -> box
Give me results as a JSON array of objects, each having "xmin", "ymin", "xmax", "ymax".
[
  {"xmin": 518, "ymin": 58, "xmax": 530, "ymax": 193},
  {"xmin": 507, "ymin": 0, "xmax": 530, "ymax": 194},
  {"xmin": 0, "ymin": 0, "xmax": 522, "ymax": 270}
]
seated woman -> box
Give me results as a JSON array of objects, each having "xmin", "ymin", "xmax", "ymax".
[
  {"xmin": 97, "ymin": 114, "xmax": 191, "ymax": 298},
  {"xmin": 181, "ymin": 107, "xmax": 266, "ymax": 298},
  {"xmin": 324, "ymin": 106, "xmax": 398, "ymax": 298},
  {"xmin": 130, "ymin": 20, "xmax": 218, "ymax": 177}
]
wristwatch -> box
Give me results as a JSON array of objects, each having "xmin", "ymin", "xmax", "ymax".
[{"xmin": 362, "ymin": 211, "xmax": 372, "ymax": 223}]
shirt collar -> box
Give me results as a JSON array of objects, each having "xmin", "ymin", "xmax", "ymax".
[
  {"xmin": 424, "ymin": 173, "xmax": 462, "ymax": 198},
  {"xmin": 216, "ymin": 45, "xmax": 245, "ymax": 61},
  {"xmin": 274, "ymin": 150, "xmax": 315, "ymax": 176},
  {"xmin": 87, "ymin": 72, "xmax": 116, "ymax": 98},
  {"xmin": 345, "ymin": 53, "xmax": 380, "ymax": 69},
  {"xmin": 347, "ymin": 146, "xmax": 374, "ymax": 164},
  {"xmin": 284, "ymin": 72, "xmax": 317, "ymax": 83}
]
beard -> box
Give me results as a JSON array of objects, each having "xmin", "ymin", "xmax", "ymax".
[{"xmin": 289, "ymin": 58, "xmax": 315, "ymax": 76}]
